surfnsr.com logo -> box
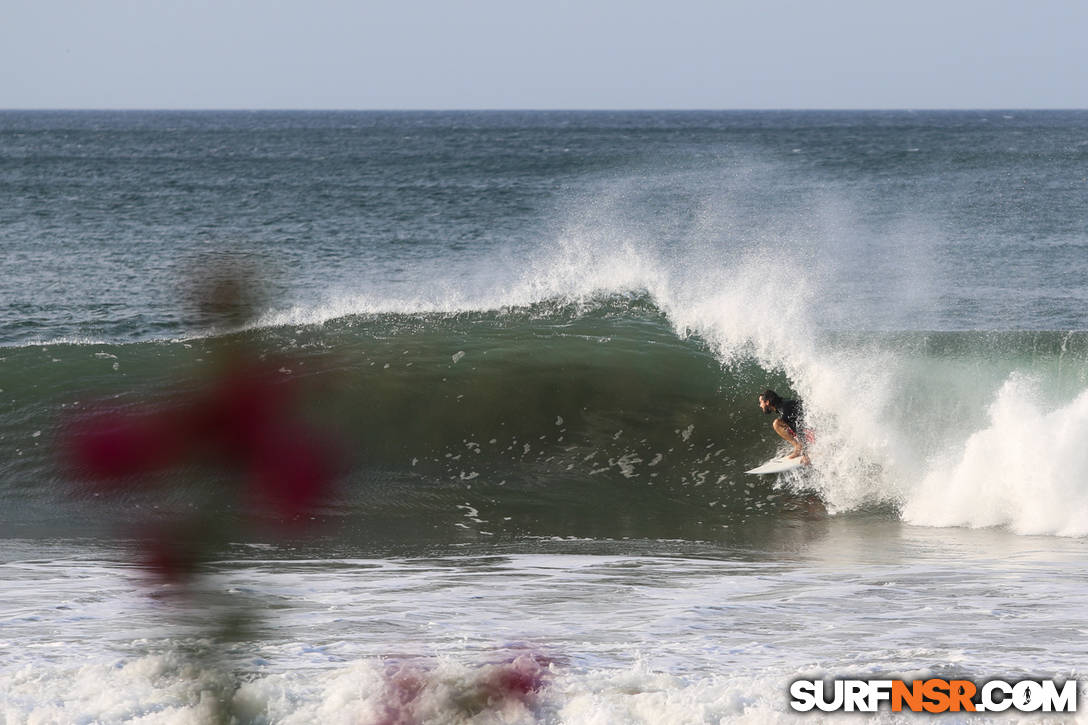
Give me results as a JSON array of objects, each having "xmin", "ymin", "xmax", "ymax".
[{"xmin": 789, "ymin": 678, "xmax": 1077, "ymax": 713}]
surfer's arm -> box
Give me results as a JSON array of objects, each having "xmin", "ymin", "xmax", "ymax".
[{"xmin": 772, "ymin": 418, "xmax": 805, "ymax": 458}]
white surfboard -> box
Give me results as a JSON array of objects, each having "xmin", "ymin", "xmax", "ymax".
[{"xmin": 745, "ymin": 454, "xmax": 804, "ymax": 475}]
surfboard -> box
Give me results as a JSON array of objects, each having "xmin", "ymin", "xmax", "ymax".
[{"xmin": 745, "ymin": 454, "xmax": 804, "ymax": 475}]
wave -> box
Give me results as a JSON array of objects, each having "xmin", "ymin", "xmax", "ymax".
[{"xmin": 3, "ymin": 290, "xmax": 1087, "ymax": 540}]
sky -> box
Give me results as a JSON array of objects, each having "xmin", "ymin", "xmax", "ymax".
[{"xmin": 2, "ymin": 0, "xmax": 1086, "ymax": 110}]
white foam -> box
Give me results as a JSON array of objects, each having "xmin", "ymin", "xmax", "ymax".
[
  {"xmin": 0, "ymin": 654, "xmax": 923, "ymax": 724},
  {"xmin": 1, "ymin": 653, "xmax": 234, "ymax": 724},
  {"xmin": 0, "ymin": 654, "xmax": 551, "ymax": 725},
  {"xmin": 16, "ymin": 654, "xmax": 1048, "ymax": 724},
  {"xmin": 2, "ymin": 336, "xmax": 112, "ymax": 349},
  {"xmin": 904, "ymin": 376, "xmax": 1088, "ymax": 536},
  {"xmin": 554, "ymin": 663, "xmax": 802, "ymax": 725}
]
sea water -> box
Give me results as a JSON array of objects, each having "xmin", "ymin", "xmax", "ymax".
[{"xmin": 1, "ymin": 111, "xmax": 1087, "ymax": 723}]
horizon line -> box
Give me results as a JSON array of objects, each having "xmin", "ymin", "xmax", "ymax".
[{"xmin": 2, "ymin": 107, "xmax": 1087, "ymax": 113}]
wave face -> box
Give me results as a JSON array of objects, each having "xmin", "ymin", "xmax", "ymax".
[{"xmin": 4, "ymin": 294, "xmax": 1087, "ymax": 540}]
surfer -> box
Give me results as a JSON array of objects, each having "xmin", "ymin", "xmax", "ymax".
[{"xmin": 758, "ymin": 389, "xmax": 810, "ymax": 464}]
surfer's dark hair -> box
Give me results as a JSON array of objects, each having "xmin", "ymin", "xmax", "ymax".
[{"xmin": 760, "ymin": 389, "xmax": 783, "ymax": 407}]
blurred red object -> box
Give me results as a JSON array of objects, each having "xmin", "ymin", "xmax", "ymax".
[
  {"xmin": 375, "ymin": 653, "xmax": 549, "ymax": 724},
  {"xmin": 67, "ymin": 409, "xmax": 186, "ymax": 484},
  {"xmin": 66, "ymin": 361, "xmax": 340, "ymax": 516},
  {"xmin": 64, "ymin": 358, "xmax": 343, "ymax": 583}
]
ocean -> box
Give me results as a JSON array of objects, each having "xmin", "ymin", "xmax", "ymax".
[{"xmin": 1, "ymin": 110, "xmax": 1087, "ymax": 723}]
